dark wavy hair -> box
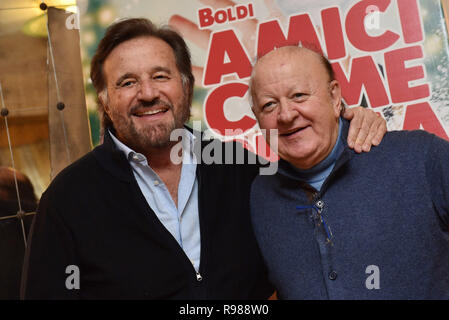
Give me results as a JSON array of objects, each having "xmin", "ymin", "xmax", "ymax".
[{"xmin": 90, "ymin": 18, "xmax": 194, "ymax": 135}]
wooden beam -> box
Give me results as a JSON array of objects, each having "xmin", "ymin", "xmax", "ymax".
[
  {"xmin": 0, "ymin": 115, "xmax": 48, "ymax": 148},
  {"xmin": 0, "ymin": 32, "xmax": 48, "ymax": 117},
  {"xmin": 47, "ymin": 7, "xmax": 92, "ymax": 179},
  {"xmin": 442, "ymin": 0, "xmax": 449, "ymax": 35}
]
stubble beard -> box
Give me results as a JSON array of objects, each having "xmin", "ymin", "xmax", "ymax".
[{"xmin": 111, "ymin": 97, "xmax": 190, "ymax": 152}]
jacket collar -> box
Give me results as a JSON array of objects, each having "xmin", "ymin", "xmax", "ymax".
[
  {"xmin": 92, "ymin": 129, "xmax": 135, "ymax": 182},
  {"xmin": 92, "ymin": 126, "xmax": 204, "ymax": 183}
]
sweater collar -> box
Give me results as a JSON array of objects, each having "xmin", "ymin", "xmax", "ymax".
[{"xmin": 277, "ymin": 118, "xmax": 354, "ymax": 183}]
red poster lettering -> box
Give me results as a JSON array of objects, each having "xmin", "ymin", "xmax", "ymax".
[
  {"xmin": 385, "ymin": 45, "xmax": 429, "ymax": 104},
  {"xmin": 204, "ymin": 83, "xmax": 256, "ymax": 134},
  {"xmin": 198, "ymin": 8, "xmax": 214, "ymax": 28},
  {"xmin": 397, "ymin": 0, "xmax": 423, "ymax": 44},
  {"xmin": 321, "ymin": 7, "xmax": 346, "ymax": 60},
  {"xmin": 215, "ymin": 10, "xmax": 227, "ymax": 24},
  {"xmin": 332, "ymin": 56, "xmax": 390, "ymax": 108},
  {"xmin": 257, "ymin": 14, "xmax": 322, "ymax": 58},
  {"xmin": 403, "ymin": 102, "xmax": 449, "ymax": 140},
  {"xmin": 236, "ymin": 5, "xmax": 247, "ymax": 19},
  {"xmin": 203, "ymin": 30, "xmax": 252, "ymax": 86},
  {"xmin": 346, "ymin": 0, "xmax": 400, "ymax": 52}
]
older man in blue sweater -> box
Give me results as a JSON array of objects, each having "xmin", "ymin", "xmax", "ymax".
[{"xmin": 249, "ymin": 46, "xmax": 449, "ymax": 299}]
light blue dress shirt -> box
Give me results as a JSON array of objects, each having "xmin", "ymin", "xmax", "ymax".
[{"xmin": 109, "ymin": 129, "xmax": 200, "ymax": 271}]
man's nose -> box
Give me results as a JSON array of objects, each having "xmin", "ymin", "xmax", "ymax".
[
  {"xmin": 277, "ymin": 100, "xmax": 297, "ymax": 124},
  {"xmin": 137, "ymin": 80, "xmax": 160, "ymax": 101}
]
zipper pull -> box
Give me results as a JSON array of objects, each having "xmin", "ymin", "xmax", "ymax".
[
  {"xmin": 196, "ymin": 272, "xmax": 203, "ymax": 282},
  {"xmin": 315, "ymin": 200, "xmax": 324, "ymax": 212}
]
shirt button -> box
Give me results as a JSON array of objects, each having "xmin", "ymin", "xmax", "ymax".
[
  {"xmin": 154, "ymin": 180, "xmax": 160, "ymax": 186},
  {"xmin": 328, "ymin": 270, "xmax": 338, "ymax": 281}
]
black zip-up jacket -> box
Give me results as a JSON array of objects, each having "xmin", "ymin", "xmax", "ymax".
[{"xmin": 21, "ymin": 130, "xmax": 273, "ymax": 299}]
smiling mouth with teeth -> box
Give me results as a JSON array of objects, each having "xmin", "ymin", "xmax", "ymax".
[{"xmin": 133, "ymin": 108, "xmax": 168, "ymax": 117}]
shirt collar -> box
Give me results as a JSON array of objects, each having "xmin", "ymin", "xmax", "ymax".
[{"xmin": 108, "ymin": 128, "xmax": 196, "ymax": 165}]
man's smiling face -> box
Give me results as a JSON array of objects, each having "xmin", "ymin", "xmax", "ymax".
[
  {"xmin": 102, "ymin": 36, "xmax": 190, "ymax": 152},
  {"xmin": 251, "ymin": 47, "xmax": 342, "ymax": 169}
]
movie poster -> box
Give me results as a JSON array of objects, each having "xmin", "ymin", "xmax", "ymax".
[{"xmin": 77, "ymin": 0, "xmax": 449, "ymax": 156}]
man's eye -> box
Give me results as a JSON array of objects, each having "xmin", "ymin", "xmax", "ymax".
[
  {"xmin": 154, "ymin": 74, "xmax": 169, "ymax": 80},
  {"xmin": 121, "ymin": 80, "xmax": 135, "ymax": 87},
  {"xmin": 293, "ymin": 93, "xmax": 304, "ymax": 99},
  {"xmin": 262, "ymin": 102, "xmax": 275, "ymax": 110}
]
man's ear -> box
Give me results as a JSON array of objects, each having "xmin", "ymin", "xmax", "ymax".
[
  {"xmin": 99, "ymin": 90, "xmax": 110, "ymax": 115},
  {"xmin": 329, "ymin": 80, "xmax": 342, "ymax": 117}
]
